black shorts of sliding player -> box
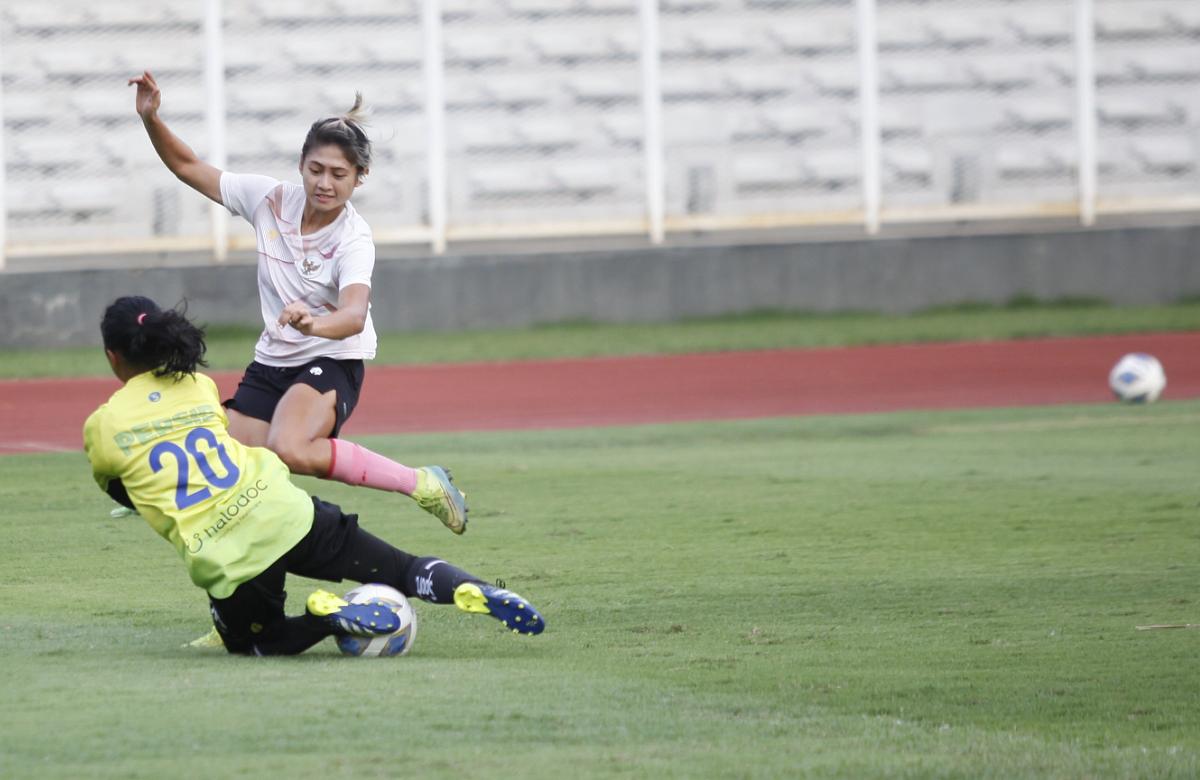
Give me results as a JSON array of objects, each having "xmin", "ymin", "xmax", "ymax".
[
  {"xmin": 223, "ymin": 358, "xmax": 364, "ymax": 437},
  {"xmin": 209, "ymin": 496, "xmax": 411, "ymax": 655}
]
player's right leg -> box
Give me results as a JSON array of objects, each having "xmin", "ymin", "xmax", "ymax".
[{"xmin": 294, "ymin": 499, "xmax": 545, "ymax": 635}]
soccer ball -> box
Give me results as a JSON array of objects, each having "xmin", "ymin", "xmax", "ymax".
[
  {"xmin": 335, "ymin": 584, "xmax": 418, "ymax": 657},
  {"xmin": 1108, "ymin": 353, "xmax": 1166, "ymax": 404}
]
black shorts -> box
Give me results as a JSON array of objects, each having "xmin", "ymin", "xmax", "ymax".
[
  {"xmin": 207, "ymin": 496, "xmax": 413, "ymax": 655},
  {"xmin": 225, "ymin": 358, "xmax": 364, "ymax": 438}
]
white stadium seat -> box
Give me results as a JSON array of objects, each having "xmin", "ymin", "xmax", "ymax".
[
  {"xmin": 997, "ymin": 98, "xmax": 1073, "ymax": 135},
  {"xmin": 362, "ymin": 34, "xmax": 425, "ymax": 70},
  {"xmin": 36, "ymin": 50, "xmax": 122, "ymax": 80},
  {"xmin": 1129, "ymin": 136, "xmax": 1196, "ymax": 176},
  {"xmin": 660, "ymin": 26, "xmax": 755, "ymax": 61},
  {"xmin": 529, "ymin": 28, "xmax": 634, "ymax": 66},
  {"xmin": 444, "ymin": 31, "xmax": 515, "ymax": 71},
  {"xmin": 1096, "ymin": 5, "xmax": 1171, "ymax": 41},
  {"xmin": 766, "ymin": 19, "xmax": 856, "ymax": 56},
  {"xmin": 252, "ymin": 1, "xmax": 347, "ymax": 25},
  {"xmin": 87, "ymin": 2, "xmax": 174, "ymax": 28},
  {"xmin": 5, "ymin": 5, "xmax": 87, "ymax": 32},
  {"xmin": 877, "ymin": 15, "xmax": 936, "ymax": 51},
  {"xmin": 995, "ymin": 143, "xmax": 1075, "ymax": 180},
  {"xmin": 284, "ymin": 35, "xmax": 375, "ymax": 70},
  {"xmin": 599, "ymin": 114, "xmax": 644, "ymax": 150},
  {"xmin": 13, "ymin": 136, "xmax": 92, "ymax": 170},
  {"xmin": 883, "ymin": 147, "xmax": 935, "ymax": 188},
  {"xmin": 1004, "ymin": 7, "xmax": 1072, "ymax": 47},
  {"xmin": 565, "ymin": 73, "xmax": 640, "ymax": 107},
  {"xmin": 727, "ymin": 66, "xmax": 800, "ymax": 103},
  {"xmin": 882, "ymin": 59, "xmax": 971, "ymax": 93},
  {"xmin": 1098, "ymin": 95, "xmax": 1187, "ymax": 130}
]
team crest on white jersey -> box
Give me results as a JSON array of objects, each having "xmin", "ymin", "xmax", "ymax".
[{"xmin": 299, "ymin": 256, "xmax": 323, "ymax": 278}]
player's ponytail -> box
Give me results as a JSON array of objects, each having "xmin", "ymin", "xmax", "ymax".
[
  {"xmin": 301, "ymin": 92, "xmax": 372, "ymax": 179},
  {"xmin": 101, "ymin": 296, "xmax": 208, "ymax": 379}
]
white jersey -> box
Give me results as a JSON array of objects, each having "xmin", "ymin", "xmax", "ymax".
[{"xmin": 220, "ymin": 171, "xmax": 378, "ymax": 367}]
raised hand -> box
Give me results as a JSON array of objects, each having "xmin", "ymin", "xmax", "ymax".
[{"xmin": 127, "ymin": 70, "xmax": 161, "ymax": 120}]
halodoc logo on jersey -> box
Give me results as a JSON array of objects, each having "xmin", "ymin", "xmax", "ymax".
[{"xmin": 184, "ymin": 478, "xmax": 270, "ymax": 555}]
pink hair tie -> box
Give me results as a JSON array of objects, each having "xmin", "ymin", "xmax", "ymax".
[{"xmin": 136, "ymin": 312, "xmax": 147, "ymax": 325}]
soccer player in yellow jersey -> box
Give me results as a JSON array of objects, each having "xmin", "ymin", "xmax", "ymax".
[{"xmin": 84, "ymin": 296, "xmax": 544, "ymax": 655}]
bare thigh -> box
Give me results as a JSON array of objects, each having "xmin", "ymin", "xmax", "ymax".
[
  {"xmin": 226, "ymin": 408, "xmax": 271, "ymax": 448},
  {"xmin": 265, "ymin": 383, "xmax": 338, "ymax": 476}
]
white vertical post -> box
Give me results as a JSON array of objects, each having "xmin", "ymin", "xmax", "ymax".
[
  {"xmin": 1075, "ymin": 0, "xmax": 1097, "ymax": 226},
  {"xmin": 423, "ymin": 0, "xmax": 448, "ymax": 254},
  {"xmin": 638, "ymin": 0, "xmax": 666, "ymax": 244},
  {"xmin": 204, "ymin": 0, "xmax": 228, "ymax": 261},
  {"xmin": 856, "ymin": 0, "xmax": 882, "ymax": 234}
]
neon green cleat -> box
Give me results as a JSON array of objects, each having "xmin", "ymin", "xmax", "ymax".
[
  {"xmin": 413, "ymin": 466, "xmax": 468, "ymax": 535},
  {"xmin": 454, "ymin": 582, "xmax": 545, "ymax": 635},
  {"xmin": 183, "ymin": 625, "xmax": 224, "ymax": 649}
]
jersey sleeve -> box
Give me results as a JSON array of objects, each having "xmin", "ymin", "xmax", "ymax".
[
  {"xmin": 219, "ymin": 172, "xmax": 280, "ymax": 222},
  {"xmin": 82, "ymin": 406, "xmax": 114, "ymax": 493},
  {"xmin": 335, "ymin": 235, "xmax": 376, "ymax": 290}
]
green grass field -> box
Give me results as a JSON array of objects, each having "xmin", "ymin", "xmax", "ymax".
[
  {"xmin": 2, "ymin": 400, "xmax": 1198, "ymax": 778},
  {"xmin": 4, "ymin": 299, "xmax": 1200, "ymax": 378}
]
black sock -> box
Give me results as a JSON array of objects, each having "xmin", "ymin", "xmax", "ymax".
[{"xmin": 405, "ymin": 557, "xmax": 483, "ymax": 604}]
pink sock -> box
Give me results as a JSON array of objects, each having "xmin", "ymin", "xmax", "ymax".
[{"xmin": 328, "ymin": 439, "xmax": 419, "ymax": 495}]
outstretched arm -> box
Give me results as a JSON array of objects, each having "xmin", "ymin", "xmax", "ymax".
[{"xmin": 129, "ymin": 70, "xmax": 223, "ymax": 205}]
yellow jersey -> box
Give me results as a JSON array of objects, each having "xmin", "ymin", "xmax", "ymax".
[{"xmin": 83, "ymin": 371, "xmax": 313, "ymax": 598}]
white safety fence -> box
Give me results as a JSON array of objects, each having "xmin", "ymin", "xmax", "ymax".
[{"xmin": 0, "ymin": 0, "xmax": 1197, "ymax": 268}]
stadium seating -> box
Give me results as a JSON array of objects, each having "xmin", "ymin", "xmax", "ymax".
[{"xmin": 0, "ymin": 0, "xmax": 1197, "ymax": 243}]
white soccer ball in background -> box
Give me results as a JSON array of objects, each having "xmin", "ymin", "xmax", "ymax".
[
  {"xmin": 1108, "ymin": 353, "xmax": 1166, "ymax": 404},
  {"xmin": 336, "ymin": 583, "xmax": 418, "ymax": 657}
]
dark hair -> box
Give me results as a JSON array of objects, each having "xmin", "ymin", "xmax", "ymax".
[
  {"xmin": 300, "ymin": 92, "xmax": 372, "ymax": 179},
  {"xmin": 101, "ymin": 296, "xmax": 208, "ymax": 378}
]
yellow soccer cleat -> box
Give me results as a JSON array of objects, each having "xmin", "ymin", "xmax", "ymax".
[
  {"xmin": 183, "ymin": 625, "xmax": 224, "ymax": 649},
  {"xmin": 412, "ymin": 466, "xmax": 468, "ymax": 535}
]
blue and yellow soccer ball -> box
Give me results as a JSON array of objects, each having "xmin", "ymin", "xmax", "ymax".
[{"xmin": 335, "ymin": 584, "xmax": 418, "ymax": 657}]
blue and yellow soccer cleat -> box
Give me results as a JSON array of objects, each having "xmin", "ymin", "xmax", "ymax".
[
  {"xmin": 454, "ymin": 582, "xmax": 545, "ymax": 635},
  {"xmin": 306, "ymin": 589, "xmax": 401, "ymax": 637},
  {"xmin": 413, "ymin": 466, "xmax": 468, "ymax": 535}
]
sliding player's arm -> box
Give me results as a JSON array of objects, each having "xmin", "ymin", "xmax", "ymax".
[{"xmin": 83, "ymin": 407, "xmax": 134, "ymax": 510}]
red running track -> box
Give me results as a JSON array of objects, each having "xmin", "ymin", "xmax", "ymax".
[{"xmin": 2, "ymin": 333, "xmax": 1197, "ymax": 454}]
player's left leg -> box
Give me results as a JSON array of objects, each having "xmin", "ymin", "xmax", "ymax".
[{"xmin": 207, "ymin": 540, "xmax": 400, "ymax": 657}]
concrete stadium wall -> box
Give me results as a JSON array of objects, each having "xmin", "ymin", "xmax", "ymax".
[{"xmin": 3, "ymin": 223, "xmax": 1199, "ymax": 348}]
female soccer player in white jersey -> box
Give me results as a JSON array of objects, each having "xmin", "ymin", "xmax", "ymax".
[
  {"xmin": 128, "ymin": 70, "xmax": 467, "ymax": 535},
  {"xmin": 84, "ymin": 296, "xmax": 543, "ymax": 655}
]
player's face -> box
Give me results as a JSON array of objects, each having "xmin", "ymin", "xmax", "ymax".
[{"xmin": 300, "ymin": 144, "xmax": 362, "ymax": 214}]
